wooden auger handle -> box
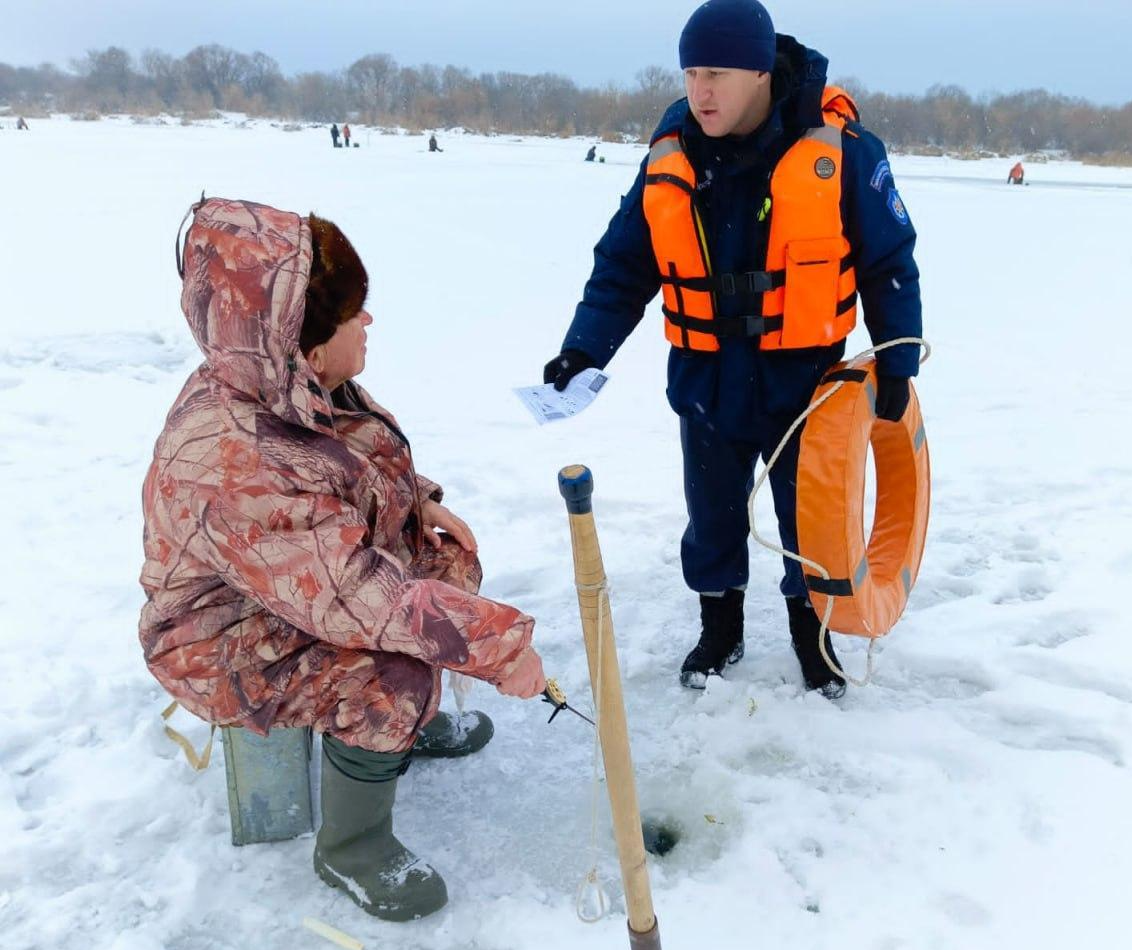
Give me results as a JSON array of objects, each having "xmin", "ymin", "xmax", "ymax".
[{"xmin": 558, "ymin": 465, "xmax": 661, "ymax": 950}]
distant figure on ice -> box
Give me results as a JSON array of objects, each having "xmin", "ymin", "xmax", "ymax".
[
  {"xmin": 142, "ymin": 197, "xmax": 546, "ymax": 921},
  {"xmin": 543, "ymin": 0, "xmax": 923, "ymax": 699},
  {"xmin": 343, "ymin": 123, "xmax": 351, "ymax": 148},
  {"xmin": 585, "ymin": 144, "xmax": 597, "ymax": 162},
  {"xmin": 1008, "ymin": 161, "xmax": 1024, "ymax": 185},
  {"xmin": 429, "ymin": 132, "xmax": 443, "ymax": 152},
  {"xmin": 330, "ymin": 123, "xmax": 340, "ymax": 148},
  {"xmin": 16, "ymin": 116, "xmax": 29, "ymax": 130}
]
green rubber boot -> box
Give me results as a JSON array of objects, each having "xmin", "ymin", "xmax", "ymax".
[
  {"xmin": 314, "ymin": 741, "xmax": 448, "ymax": 921},
  {"xmin": 412, "ymin": 710, "xmax": 494, "ymax": 758}
]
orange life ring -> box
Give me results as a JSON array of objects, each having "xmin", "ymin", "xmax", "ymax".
[{"xmin": 795, "ymin": 359, "xmax": 930, "ymax": 637}]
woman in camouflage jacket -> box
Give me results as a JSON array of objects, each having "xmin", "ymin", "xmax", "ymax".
[{"xmin": 139, "ymin": 197, "xmax": 545, "ymax": 757}]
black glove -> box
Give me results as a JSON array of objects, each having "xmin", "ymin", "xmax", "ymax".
[
  {"xmin": 543, "ymin": 349, "xmax": 596, "ymax": 392},
  {"xmin": 874, "ymin": 375, "xmax": 911, "ymax": 422}
]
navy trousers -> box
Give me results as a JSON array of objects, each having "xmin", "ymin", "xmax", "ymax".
[{"xmin": 679, "ymin": 414, "xmax": 807, "ymax": 599}]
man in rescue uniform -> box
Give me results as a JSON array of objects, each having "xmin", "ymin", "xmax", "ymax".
[{"xmin": 544, "ymin": 0, "xmax": 922, "ymax": 697}]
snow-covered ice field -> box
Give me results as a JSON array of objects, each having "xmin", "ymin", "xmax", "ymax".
[{"xmin": 2, "ymin": 116, "xmax": 1131, "ymax": 950}]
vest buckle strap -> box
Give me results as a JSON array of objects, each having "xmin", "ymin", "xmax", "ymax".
[
  {"xmin": 663, "ymin": 306, "xmax": 784, "ymax": 339},
  {"xmin": 659, "ymin": 271, "xmax": 784, "ymax": 296},
  {"xmin": 729, "ymin": 314, "xmax": 784, "ymax": 337},
  {"xmin": 745, "ymin": 270, "xmax": 782, "ymax": 293},
  {"xmin": 718, "ymin": 271, "xmax": 782, "ymax": 295}
]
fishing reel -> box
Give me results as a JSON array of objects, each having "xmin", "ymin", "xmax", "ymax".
[{"xmin": 541, "ymin": 677, "xmax": 594, "ymax": 726}]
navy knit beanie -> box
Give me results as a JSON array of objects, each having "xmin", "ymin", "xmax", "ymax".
[{"xmin": 679, "ymin": 0, "xmax": 776, "ymax": 72}]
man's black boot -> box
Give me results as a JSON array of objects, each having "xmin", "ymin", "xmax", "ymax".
[
  {"xmin": 680, "ymin": 589, "xmax": 745, "ymax": 689},
  {"xmin": 786, "ymin": 597, "xmax": 847, "ymax": 700}
]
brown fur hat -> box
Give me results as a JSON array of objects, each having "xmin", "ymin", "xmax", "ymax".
[{"xmin": 301, "ymin": 214, "xmax": 369, "ymax": 354}]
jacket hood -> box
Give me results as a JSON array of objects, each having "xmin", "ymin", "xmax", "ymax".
[
  {"xmin": 651, "ymin": 34, "xmax": 829, "ymax": 145},
  {"xmin": 178, "ymin": 197, "xmax": 336, "ymax": 436}
]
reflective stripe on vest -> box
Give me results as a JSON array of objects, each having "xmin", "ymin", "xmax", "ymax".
[{"xmin": 643, "ymin": 94, "xmax": 858, "ymax": 352}]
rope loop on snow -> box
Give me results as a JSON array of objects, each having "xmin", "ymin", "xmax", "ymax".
[{"xmin": 161, "ymin": 700, "xmax": 216, "ymax": 771}]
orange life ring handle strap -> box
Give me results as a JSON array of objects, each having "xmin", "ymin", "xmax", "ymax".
[
  {"xmin": 821, "ymin": 367, "xmax": 869, "ymax": 384},
  {"xmin": 805, "ymin": 575, "xmax": 854, "ymax": 596}
]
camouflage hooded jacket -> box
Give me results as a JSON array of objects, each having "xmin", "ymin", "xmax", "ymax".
[{"xmin": 139, "ymin": 198, "xmax": 535, "ymax": 733}]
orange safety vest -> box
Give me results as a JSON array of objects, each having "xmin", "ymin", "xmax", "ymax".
[{"xmin": 643, "ymin": 87, "xmax": 859, "ymax": 352}]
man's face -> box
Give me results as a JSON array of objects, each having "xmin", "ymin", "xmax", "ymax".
[
  {"xmin": 684, "ymin": 67, "xmax": 772, "ymax": 137},
  {"xmin": 309, "ymin": 308, "xmax": 372, "ymax": 390}
]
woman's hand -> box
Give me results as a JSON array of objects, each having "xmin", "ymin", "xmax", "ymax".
[
  {"xmin": 495, "ymin": 647, "xmax": 547, "ymax": 699},
  {"xmin": 421, "ymin": 499, "xmax": 477, "ymax": 553}
]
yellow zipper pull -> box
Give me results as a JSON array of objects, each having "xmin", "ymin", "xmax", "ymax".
[{"xmin": 757, "ymin": 196, "xmax": 772, "ymax": 223}]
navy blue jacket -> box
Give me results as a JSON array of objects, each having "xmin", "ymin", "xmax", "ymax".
[{"xmin": 562, "ymin": 37, "xmax": 922, "ymax": 441}]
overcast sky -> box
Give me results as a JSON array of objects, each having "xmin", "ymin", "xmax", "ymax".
[{"xmin": 3, "ymin": 0, "xmax": 1129, "ymax": 105}]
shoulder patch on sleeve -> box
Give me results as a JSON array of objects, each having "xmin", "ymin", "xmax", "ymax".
[
  {"xmin": 870, "ymin": 160, "xmax": 892, "ymax": 192},
  {"xmin": 886, "ymin": 188, "xmax": 909, "ymax": 226}
]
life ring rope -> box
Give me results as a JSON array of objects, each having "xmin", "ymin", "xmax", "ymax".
[{"xmin": 747, "ymin": 337, "xmax": 931, "ymax": 687}]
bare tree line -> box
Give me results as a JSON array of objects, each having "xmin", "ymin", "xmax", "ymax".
[
  {"xmin": 840, "ymin": 79, "xmax": 1132, "ymax": 160},
  {"xmin": 3, "ymin": 45, "xmax": 1130, "ymax": 160}
]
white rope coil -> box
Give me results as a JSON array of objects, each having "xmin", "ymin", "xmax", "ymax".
[{"xmin": 747, "ymin": 338, "xmax": 931, "ymax": 687}]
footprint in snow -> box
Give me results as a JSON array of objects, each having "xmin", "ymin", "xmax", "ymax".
[
  {"xmin": 976, "ymin": 705, "xmax": 1124, "ymax": 767},
  {"xmin": 912, "ymin": 574, "xmax": 979, "ymax": 608},
  {"xmin": 937, "ymin": 892, "xmax": 993, "ymax": 927},
  {"xmin": 1011, "ymin": 616, "xmax": 1090, "ymax": 649},
  {"xmin": 991, "ymin": 566, "xmax": 1053, "ymax": 604}
]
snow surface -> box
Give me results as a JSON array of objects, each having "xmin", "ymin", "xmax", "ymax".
[{"xmin": 2, "ymin": 116, "xmax": 1131, "ymax": 950}]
